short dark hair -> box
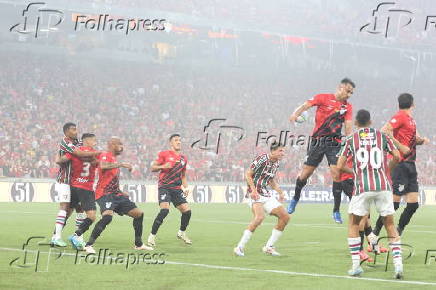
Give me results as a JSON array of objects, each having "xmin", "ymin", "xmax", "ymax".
[
  {"xmin": 398, "ymin": 93, "xmax": 414, "ymax": 109},
  {"xmin": 63, "ymin": 122, "xmax": 76, "ymax": 133},
  {"xmin": 169, "ymin": 134, "xmax": 180, "ymax": 141},
  {"xmin": 81, "ymin": 133, "xmax": 95, "ymax": 140},
  {"xmin": 270, "ymin": 142, "xmax": 284, "ymax": 152},
  {"xmin": 340, "ymin": 78, "xmax": 355, "ymax": 88},
  {"xmin": 356, "ymin": 109, "xmax": 371, "ymax": 126}
]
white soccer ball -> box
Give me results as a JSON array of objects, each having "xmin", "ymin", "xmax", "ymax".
[{"xmin": 295, "ymin": 111, "xmax": 308, "ymax": 123}]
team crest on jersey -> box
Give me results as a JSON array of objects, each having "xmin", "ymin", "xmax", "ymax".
[
  {"xmin": 105, "ymin": 202, "xmax": 112, "ymax": 208},
  {"xmin": 181, "ymin": 159, "xmax": 185, "ymax": 166},
  {"xmin": 398, "ymin": 184, "xmax": 405, "ymax": 192},
  {"xmin": 161, "ymin": 194, "xmax": 167, "ymax": 200}
]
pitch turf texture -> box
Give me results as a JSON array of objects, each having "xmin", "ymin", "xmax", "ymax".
[{"xmin": 1, "ymin": 203, "xmax": 436, "ymax": 289}]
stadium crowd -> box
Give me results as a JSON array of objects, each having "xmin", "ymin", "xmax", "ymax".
[{"xmin": 0, "ymin": 52, "xmax": 434, "ymax": 186}]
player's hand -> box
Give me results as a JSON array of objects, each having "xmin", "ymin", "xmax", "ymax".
[
  {"xmin": 278, "ymin": 193, "xmax": 285, "ymax": 203},
  {"xmin": 250, "ymin": 187, "xmax": 260, "ymax": 200},
  {"xmin": 182, "ymin": 186, "xmax": 190, "ymax": 197},
  {"xmin": 161, "ymin": 162, "xmax": 172, "ymax": 169},
  {"xmin": 121, "ymin": 163, "xmax": 133, "ymax": 172},
  {"xmin": 121, "ymin": 192, "xmax": 130, "ymax": 197},
  {"xmin": 422, "ymin": 137, "xmax": 430, "ymax": 145},
  {"xmin": 289, "ymin": 114, "xmax": 298, "ymax": 123}
]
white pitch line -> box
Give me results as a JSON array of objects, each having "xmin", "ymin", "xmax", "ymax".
[{"xmin": 1, "ymin": 247, "xmax": 436, "ymax": 286}]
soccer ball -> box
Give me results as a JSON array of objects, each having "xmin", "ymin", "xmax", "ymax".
[{"xmin": 296, "ymin": 111, "xmax": 308, "ymax": 123}]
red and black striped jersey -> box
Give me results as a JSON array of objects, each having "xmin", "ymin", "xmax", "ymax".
[
  {"xmin": 389, "ymin": 110, "xmax": 417, "ymax": 162},
  {"xmin": 95, "ymin": 151, "xmax": 122, "ymax": 199},
  {"xmin": 307, "ymin": 94, "xmax": 352, "ymax": 141},
  {"xmin": 338, "ymin": 128, "xmax": 396, "ymax": 195},
  {"xmin": 156, "ymin": 150, "xmax": 187, "ymax": 190},
  {"xmin": 56, "ymin": 137, "xmax": 80, "ymax": 184},
  {"xmin": 247, "ymin": 153, "xmax": 279, "ymax": 197}
]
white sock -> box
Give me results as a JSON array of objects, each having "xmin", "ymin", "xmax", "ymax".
[
  {"xmin": 390, "ymin": 240, "xmax": 403, "ymax": 266},
  {"xmin": 75, "ymin": 213, "xmax": 86, "ymax": 230},
  {"xmin": 348, "ymin": 237, "xmax": 361, "ymax": 270},
  {"xmin": 54, "ymin": 210, "xmax": 67, "ymax": 239},
  {"xmin": 237, "ymin": 229, "xmax": 253, "ymax": 249},
  {"xmin": 266, "ymin": 228, "xmax": 283, "ymax": 248}
]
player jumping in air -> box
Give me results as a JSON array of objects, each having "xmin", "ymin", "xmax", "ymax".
[
  {"xmin": 56, "ymin": 133, "xmax": 99, "ymax": 250},
  {"xmin": 337, "ymin": 109, "xmax": 403, "ymax": 279},
  {"xmin": 288, "ymin": 78, "xmax": 354, "ymax": 224},
  {"xmin": 147, "ymin": 134, "xmax": 192, "ymax": 247},
  {"xmin": 373, "ymin": 93, "xmax": 429, "ymax": 237},
  {"xmin": 234, "ymin": 142, "xmax": 290, "ymax": 257},
  {"xmin": 51, "ymin": 123, "xmax": 100, "ymax": 247},
  {"xmin": 84, "ymin": 137, "xmax": 153, "ymax": 253}
]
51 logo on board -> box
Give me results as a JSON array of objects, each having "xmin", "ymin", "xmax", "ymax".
[
  {"xmin": 225, "ymin": 185, "xmax": 245, "ymax": 203},
  {"xmin": 122, "ymin": 184, "xmax": 146, "ymax": 203},
  {"xmin": 11, "ymin": 182, "xmax": 35, "ymax": 202},
  {"xmin": 192, "ymin": 185, "xmax": 212, "ymax": 203}
]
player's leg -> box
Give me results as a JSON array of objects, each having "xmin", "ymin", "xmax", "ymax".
[
  {"xmin": 148, "ymin": 188, "xmax": 171, "ymax": 247},
  {"xmin": 176, "ymin": 202, "xmax": 192, "ymax": 244},
  {"xmin": 69, "ymin": 189, "xmax": 97, "ymax": 250},
  {"xmin": 288, "ymin": 139, "xmax": 323, "ymax": 214},
  {"xmin": 376, "ymin": 190, "xmax": 403, "ymax": 279},
  {"xmin": 397, "ymin": 163, "xmax": 419, "ymax": 235},
  {"xmin": 326, "ymin": 141, "xmax": 343, "ymax": 223},
  {"xmin": 52, "ymin": 183, "xmax": 71, "ymax": 246},
  {"xmin": 234, "ymin": 202, "xmax": 265, "ymax": 256},
  {"xmin": 263, "ymin": 203, "xmax": 290, "ymax": 256},
  {"xmin": 85, "ymin": 210, "xmax": 113, "ymax": 253},
  {"xmin": 126, "ymin": 206, "xmax": 154, "ymax": 250}
]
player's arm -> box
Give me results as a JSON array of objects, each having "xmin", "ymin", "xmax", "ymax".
[
  {"xmin": 381, "ymin": 122, "xmax": 410, "ymax": 155},
  {"xmin": 245, "ymin": 168, "xmax": 259, "ymax": 200},
  {"xmin": 55, "ymin": 153, "xmax": 71, "ymax": 165},
  {"xmin": 151, "ymin": 161, "xmax": 171, "ymax": 172},
  {"xmin": 416, "ymin": 131, "xmax": 430, "ymax": 146},
  {"xmin": 337, "ymin": 156, "xmax": 353, "ymax": 174},
  {"xmin": 388, "ymin": 149, "xmax": 401, "ymax": 173},
  {"xmin": 100, "ymin": 161, "xmax": 132, "ymax": 171},
  {"xmin": 337, "ymin": 137, "xmax": 353, "ymax": 174},
  {"xmin": 181, "ymin": 170, "xmax": 190, "ymax": 197},
  {"xmin": 269, "ymin": 178, "xmax": 285, "ymax": 202},
  {"xmin": 289, "ymin": 101, "xmax": 313, "ymax": 122}
]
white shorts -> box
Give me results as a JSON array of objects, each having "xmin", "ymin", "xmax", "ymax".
[
  {"xmin": 248, "ymin": 195, "xmax": 282, "ymax": 215},
  {"xmin": 348, "ymin": 190, "xmax": 395, "ymax": 217},
  {"xmin": 54, "ymin": 183, "xmax": 71, "ymax": 203}
]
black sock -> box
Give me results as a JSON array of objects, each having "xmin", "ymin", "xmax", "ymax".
[
  {"xmin": 75, "ymin": 218, "xmax": 93, "ymax": 236},
  {"xmin": 364, "ymin": 225, "xmax": 373, "ymax": 237},
  {"xmin": 151, "ymin": 209, "xmax": 169, "ymax": 235},
  {"xmin": 293, "ymin": 177, "xmax": 307, "ymax": 202},
  {"xmin": 332, "ymin": 182, "xmax": 342, "ymax": 213},
  {"xmin": 133, "ymin": 214, "xmax": 144, "ymax": 247},
  {"xmin": 398, "ymin": 202, "xmax": 419, "ymax": 230},
  {"xmin": 359, "ymin": 231, "xmax": 365, "ymax": 251},
  {"xmin": 86, "ymin": 215, "xmax": 112, "ymax": 246},
  {"xmin": 180, "ymin": 210, "xmax": 192, "ymax": 231}
]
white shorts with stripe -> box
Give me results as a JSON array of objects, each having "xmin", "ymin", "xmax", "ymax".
[
  {"xmin": 248, "ymin": 195, "xmax": 282, "ymax": 215},
  {"xmin": 348, "ymin": 190, "xmax": 394, "ymax": 217},
  {"xmin": 54, "ymin": 183, "xmax": 71, "ymax": 203}
]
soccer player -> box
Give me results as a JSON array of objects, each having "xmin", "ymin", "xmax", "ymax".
[
  {"xmin": 56, "ymin": 133, "xmax": 99, "ymax": 250},
  {"xmin": 84, "ymin": 137, "xmax": 152, "ymax": 253},
  {"xmin": 147, "ymin": 134, "xmax": 192, "ymax": 247},
  {"xmin": 234, "ymin": 142, "xmax": 290, "ymax": 257},
  {"xmin": 373, "ymin": 93, "xmax": 429, "ymax": 236},
  {"xmin": 51, "ymin": 123, "xmax": 100, "ymax": 246},
  {"xmin": 337, "ymin": 109, "xmax": 403, "ymax": 278},
  {"xmin": 288, "ymin": 78, "xmax": 354, "ymax": 224}
]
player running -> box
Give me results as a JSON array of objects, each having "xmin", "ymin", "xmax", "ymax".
[
  {"xmin": 337, "ymin": 109, "xmax": 403, "ymax": 279},
  {"xmin": 147, "ymin": 134, "xmax": 192, "ymax": 247},
  {"xmin": 51, "ymin": 123, "xmax": 100, "ymax": 247},
  {"xmin": 373, "ymin": 93, "xmax": 429, "ymax": 237},
  {"xmin": 56, "ymin": 133, "xmax": 99, "ymax": 250},
  {"xmin": 234, "ymin": 142, "xmax": 290, "ymax": 257},
  {"xmin": 288, "ymin": 78, "xmax": 354, "ymax": 224},
  {"xmin": 84, "ymin": 137, "xmax": 152, "ymax": 253}
]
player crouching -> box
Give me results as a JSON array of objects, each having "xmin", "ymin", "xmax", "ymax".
[{"xmin": 234, "ymin": 142, "xmax": 290, "ymax": 257}]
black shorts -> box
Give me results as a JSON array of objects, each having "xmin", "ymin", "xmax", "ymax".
[
  {"xmin": 70, "ymin": 187, "xmax": 96, "ymax": 211},
  {"xmin": 158, "ymin": 188, "xmax": 187, "ymax": 207},
  {"xmin": 304, "ymin": 137, "xmax": 341, "ymax": 167},
  {"xmin": 96, "ymin": 194, "xmax": 137, "ymax": 216},
  {"xmin": 341, "ymin": 178, "xmax": 354, "ymax": 200},
  {"xmin": 392, "ymin": 161, "xmax": 419, "ymax": 196}
]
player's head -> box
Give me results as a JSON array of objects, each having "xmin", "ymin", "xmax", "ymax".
[
  {"xmin": 336, "ymin": 78, "xmax": 355, "ymax": 101},
  {"xmin": 169, "ymin": 134, "xmax": 181, "ymax": 151},
  {"xmin": 269, "ymin": 142, "xmax": 285, "ymax": 161},
  {"xmin": 81, "ymin": 133, "xmax": 96, "ymax": 148},
  {"xmin": 63, "ymin": 122, "xmax": 77, "ymax": 139},
  {"xmin": 108, "ymin": 136, "xmax": 123, "ymax": 155},
  {"xmin": 398, "ymin": 93, "xmax": 414, "ymax": 110},
  {"xmin": 355, "ymin": 109, "xmax": 371, "ymax": 128}
]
